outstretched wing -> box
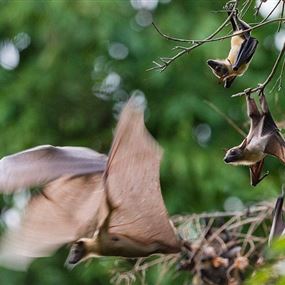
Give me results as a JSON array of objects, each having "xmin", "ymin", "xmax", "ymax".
[
  {"xmin": 232, "ymin": 37, "xmax": 258, "ymax": 71},
  {"xmin": 0, "ymin": 145, "xmax": 107, "ymax": 193},
  {"xmin": 104, "ymin": 96, "xmax": 180, "ymax": 253},
  {"xmin": 0, "ymin": 173, "xmax": 106, "ymax": 270},
  {"xmin": 259, "ymin": 93, "xmax": 285, "ymax": 163}
]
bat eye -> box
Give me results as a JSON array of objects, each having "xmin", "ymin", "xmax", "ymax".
[
  {"xmin": 111, "ymin": 236, "xmax": 120, "ymax": 242},
  {"xmin": 230, "ymin": 149, "xmax": 237, "ymax": 155}
]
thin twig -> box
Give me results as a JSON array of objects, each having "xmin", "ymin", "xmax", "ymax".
[
  {"xmin": 260, "ymin": 0, "xmax": 281, "ymax": 24},
  {"xmin": 149, "ymin": 16, "xmax": 285, "ymax": 72},
  {"xmin": 205, "ymin": 100, "xmax": 246, "ymax": 137},
  {"xmin": 147, "ymin": 0, "xmax": 239, "ymax": 72},
  {"xmin": 278, "ymin": 1, "xmax": 285, "ymax": 32},
  {"xmin": 254, "ymin": 0, "xmax": 264, "ymax": 16}
]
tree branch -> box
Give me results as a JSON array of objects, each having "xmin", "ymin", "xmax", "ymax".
[
  {"xmin": 147, "ymin": 0, "xmax": 239, "ymax": 72},
  {"xmin": 149, "ymin": 14, "xmax": 285, "ymax": 72}
]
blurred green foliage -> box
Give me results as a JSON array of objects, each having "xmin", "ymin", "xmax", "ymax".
[{"xmin": 0, "ymin": 0, "xmax": 284, "ymax": 284}]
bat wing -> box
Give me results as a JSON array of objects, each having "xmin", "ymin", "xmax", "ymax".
[
  {"xmin": 249, "ymin": 159, "xmax": 268, "ymax": 186},
  {"xmin": 269, "ymin": 192, "xmax": 285, "ymax": 244},
  {"xmin": 0, "ymin": 173, "xmax": 106, "ymax": 270},
  {"xmin": 232, "ymin": 37, "xmax": 258, "ymax": 71},
  {"xmin": 259, "ymin": 94, "xmax": 285, "ymax": 163},
  {"xmin": 245, "ymin": 95, "xmax": 264, "ymax": 144},
  {"xmin": 265, "ymin": 133, "xmax": 285, "ymax": 163},
  {"xmin": 104, "ymin": 97, "xmax": 180, "ymax": 253},
  {"xmin": 0, "ymin": 145, "xmax": 107, "ymax": 193}
]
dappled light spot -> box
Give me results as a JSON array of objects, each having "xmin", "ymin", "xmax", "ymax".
[
  {"xmin": 224, "ymin": 196, "xmax": 244, "ymax": 212},
  {"xmin": 1, "ymin": 208, "xmax": 21, "ymax": 229},
  {"xmin": 135, "ymin": 10, "xmax": 153, "ymax": 27},
  {"xmin": 14, "ymin": 32, "xmax": 31, "ymax": 51},
  {"xmin": 0, "ymin": 41, "xmax": 19, "ymax": 70},
  {"xmin": 109, "ymin": 42, "xmax": 129, "ymax": 60},
  {"xmin": 130, "ymin": 0, "xmax": 158, "ymax": 11},
  {"xmin": 94, "ymin": 72, "xmax": 121, "ymax": 100},
  {"xmin": 275, "ymin": 30, "xmax": 285, "ymax": 51},
  {"xmin": 194, "ymin": 123, "xmax": 211, "ymax": 146},
  {"xmin": 256, "ymin": 0, "xmax": 283, "ymax": 19}
]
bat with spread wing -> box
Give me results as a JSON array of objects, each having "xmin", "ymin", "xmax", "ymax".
[
  {"xmin": 0, "ymin": 97, "xmax": 180, "ymax": 270},
  {"xmin": 207, "ymin": 4, "xmax": 258, "ymax": 88},
  {"xmin": 269, "ymin": 191, "xmax": 285, "ymax": 245},
  {"xmin": 224, "ymin": 92, "xmax": 285, "ymax": 186}
]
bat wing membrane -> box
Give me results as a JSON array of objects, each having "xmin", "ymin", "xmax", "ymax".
[
  {"xmin": 104, "ymin": 97, "xmax": 179, "ymax": 252},
  {"xmin": 232, "ymin": 37, "xmax": 258, "ymax": 71},
  {"xmin": 0, "ymin": 145, "xmax": 107, "ymax": 193},
  {"xmin": 0, "ymin": 174, "xmax": 106, "ymax": 270}
]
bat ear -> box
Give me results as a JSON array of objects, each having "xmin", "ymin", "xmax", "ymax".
[
  {"xmin": 240, "ymin": 138, "xmax": 247, "ymax": 149},
  {"xmin": 207, "ymin": 59, "xmax": 218, "ymax": 69}
]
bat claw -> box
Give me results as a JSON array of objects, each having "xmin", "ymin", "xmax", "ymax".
[{"xmin": 244, "ymin": 88, "xmax": 252, "ymax": 97}]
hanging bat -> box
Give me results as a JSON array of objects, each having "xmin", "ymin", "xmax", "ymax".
[
  {"xmin": 224, "ymin": 92, "xmax": 285, "ymax": 186},
  {"xmin": 207, "ymin": 6, "xmax": 258, "ymax": 88},
  {"xmin": 0, "ymin": 97, "xmax": 180, "ymax": 270},
  {"xmin": 269, "ymin": 191, "xmax": 285, "ymax": 245}
]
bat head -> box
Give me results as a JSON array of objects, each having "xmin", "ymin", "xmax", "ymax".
[
  {"xmin": 223, "ymin": 146, "xmax": 245, "ymax": 165},
  {"xmin": 207, "ymin": 59, "xmax": 231, "ymax": 80}
]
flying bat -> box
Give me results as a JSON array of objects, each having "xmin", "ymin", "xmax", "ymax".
[
  {"xmin": 0, "ymin": 97, "xmax": 180, "ymax": 270},
  {"xmin": 224, "ymin": 92, "xmax": 285, "ymax": 186},
  {"xmin": 269, "ymin": 191, "xmax": 285, "ymax": 245},
  {"xmin": 207, "ymin": 6, "xmax": 258, "ymax": 88}
]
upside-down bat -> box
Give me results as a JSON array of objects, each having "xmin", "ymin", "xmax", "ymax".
[
  {"xmin": 207, "ymin": 6, "xmax": 258, "ymax": 88},
  {"xmin": 224, "ymin": 92, "xmax": 285, "ymax": 186},
  {"xmin": 0, "ymin": 97, "xmax": 180, "ymax": 270},
  {"xmin": 269, "ymin": 191, "xmax": 285, "ymax": 245}
]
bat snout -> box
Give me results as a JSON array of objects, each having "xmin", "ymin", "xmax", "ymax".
[
  {"xmin": 207, "ymin": 60, "xmax": 216, "ymax": 69},
  {"xmin": 224, "ymin": 156, "xmax": 230, "ymax": 163},
  {"xmin": 223, "ymin": 155, "xmax": 234, "ymax": 164}
]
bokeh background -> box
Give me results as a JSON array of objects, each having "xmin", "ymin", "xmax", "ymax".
[{"xmin": 0, "ymin": 0, "xmax": 284, "ymax": 284}]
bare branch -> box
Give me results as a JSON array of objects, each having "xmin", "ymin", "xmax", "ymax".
[
  {"xmin": 204, "ymin": 100, "xmax": 247, "ymax": 137},
  {"xmin": 148, "ymin": 0, "xmax": 239, "ymax": 71},
  {"xmin": 149, "ymin": 10, "xmax": 285, "ymax": 72},
  {"xmin": 278, "ymin": 1, "xmax": 285, "ymax": 32}
]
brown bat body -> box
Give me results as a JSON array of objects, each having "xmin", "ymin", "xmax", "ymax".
[
  {"xmin": 269, "ymin": 191, "xmax": 285, "ymax": 245},
  {"xmin": 207, "ymin": 7, "xmax": 258, "ymax": 88},
  {"xmin": 224, "ymin": 92, "xmax": 285, "ymax": 186},
  {"xmin": 0, "ymin": 97, "xmax": 180, "ymax": 270}
]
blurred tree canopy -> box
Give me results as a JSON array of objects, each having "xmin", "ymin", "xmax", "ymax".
[{"xmin": 0, "ymin": 0, "xmax": 284, "ymax": 284}]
